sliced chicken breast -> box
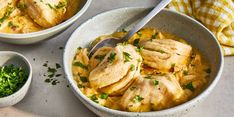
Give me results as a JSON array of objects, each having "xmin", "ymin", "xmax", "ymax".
[
  {"xmin": 120, "ymin": 74, "xmax": 184, "ymax": 112},
  {"xmin": 89, "ymin": 44, "xmax": 142, "ymax": 90},
  {"xmin": 89, "ymin": 47, "xmax": 112, "ymax": 71},
  {"xmin": 140, "ymin": 39, "xmax": 192, "ymax": 72},
  {"xmin": 20, "ymin": 0, "xmax": 67, "ymax": 28}
]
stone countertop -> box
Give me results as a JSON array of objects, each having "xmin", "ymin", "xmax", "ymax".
[{"xmin": 0, "ymin": 0, "xmax": 233, "ymax": 117}]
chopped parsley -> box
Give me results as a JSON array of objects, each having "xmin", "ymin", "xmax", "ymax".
[
  {"xmin": 8, "ymin": 21, "xmax": 13, "ymax": 27},
  {"xmin": 0, "ymin": 64, "xmax": 28, "ymax": 98},
  {"xmin": 100, "ymin": 93, "xmax": 108, "ymax": 99},
  {"xmin": 153, "ymin": 80, "xmax": 159, "ymax": 86},
  {"xmin": 136, "ymin": 46, "xmax": 144, "ymax": 52},
  {"xmin": 133, "ymin": 39, "xmax": 140, "ymax": 46},
  {"xmin": 133, "ymin": 95, "xmax": 144, "ymax": 102},
  {"xmin": 79, "ymin": 76, "xmax": 88, "ymax": 83},
  {"xmin": 107, "ymin": 52, "xmax": 116, "ymax": 63},
  {"xmin": 78, "ymin": 84, "xmax": 85, "ymax": 88},
  {"xmin": 56, "ymin": 63, "xmax": 61, "ymax": 69},
  {"xmin": 55, "ymin": 1, "xmax": 67, "ymax": 9},
  {"xmin": 0, "ymin": 6, "xmax": 14, "ymax": 23},
  {"xmin": 185, "ymin": 82, "xmax": 194, "ymax": 91},
  {"xmin": 144, "ymin": 75, "xmax": 152, "ymax": 79},
  {"xmin": 205, "ymin": 68, "xmax": 211, "ymax": 74},
  {"xmin": 77, "ymin": 47, "xmax": 82, "ymax": 51},
  {"xmin": 150, "ymin": 32, "xmax": 158, "ymax": 41},
  {"xmin": 130, "ymin": 64, "xmax": 135, "ymax": 71},
  {"xmin": 94, "ymin": 55, "xmax": 106, "ymax": 61},
  {"xmin": 123, "ymin": 52, "xmax": 132, "ymax": 62},
  {"xmin": 89, "ymin": 94, "xmax": 99, "ymax": 103},
  {"xmin": 73, "ymin": 61, "xmax": 88, "ymax": 70}
]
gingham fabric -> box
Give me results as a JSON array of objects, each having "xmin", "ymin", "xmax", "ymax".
[{"xmin": 167, "ymin": 0, "xmax": 234, "ymax": 56}]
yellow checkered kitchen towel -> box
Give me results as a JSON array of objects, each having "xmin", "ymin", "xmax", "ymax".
[{"xmin": 167, "ymin": 0, "xmax": 234, "ymax": 56}]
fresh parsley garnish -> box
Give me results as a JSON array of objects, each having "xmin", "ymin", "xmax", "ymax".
[
  {"xmin": 107, "ymin": 52, "xmax": 116, "ymax": 63},
  {"xmin": 94, "ymin": 55, "xmax": 106, "ymax": 61},
  {"xmin": 73, "ymin": 61, "xmax": 88, "ymax": 70},
  {"xmin": 130, "ymin": 64, "xmax": 135, "ymax": 71},
  {"xmin": 79, "ymin": 76, "xmax": 88, "ymax": 83},
  {"xmin": 100, "ymin": 93, "xmax": 108, "ymax": 99},
  {"xmin": 89, "ymin": 94, "xmax": 99, "ymax": 103},
  {"xmin": 123, "ymin": 52, "xmax": 132, "ymax": 62},
  {"xmin": 133, "ymin": 39, "xmax": 140, "ymax": 46},
  {"xmin": 133, "ymin": 95, "xmax": 144, "ymax": 102},
  {"xmin": 153, "ymin": 80, "xmax": 159, "ymax": 86},
  {"xmin": 185, "ymin": 82, "xmax": 194, "ymax": 91},
  {"xmin": 0, "ymin": 64, "xmax": 28, "ymax": 98}
]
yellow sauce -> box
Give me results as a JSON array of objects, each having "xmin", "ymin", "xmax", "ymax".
[
  {"xmin": 0, "ymin": 0, "xmax": 80, "ymax": 34},
  {"xmin": 72, "ymin": 28, "xmax": 211, "ymax": 112}
]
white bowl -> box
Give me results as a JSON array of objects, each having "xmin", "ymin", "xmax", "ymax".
[
  {"xmin": 0, "ymin": 51, "xmax": 32, "ymax": 108},
  {"xmin": 64, "ymin": 7, "xmax": 224, "ymax": 117},
  {"xmin": 0, "ymin": 0, "xmax": 92, "ymax": 45}
]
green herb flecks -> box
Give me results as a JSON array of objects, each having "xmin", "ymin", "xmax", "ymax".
[
  {"xmin": 144, "ymin": 75, "xmax": 152, "ymax": 79},
  {"xmin": 73, "ymin": 61, "xmax": 88, "ymax": 70},
  {"xmin": 136, "ymin": 46, "xmax": 144, "ymax": 53},
  {"xmin": 185, "ymin": 82, "xmax": 194, "ymax": 91},
  {"xmin": 130, "ymin": 64, "xmax": 135, "ymax": 71},
  {"xmin": 79, "ymin": 76, "xmax": 88, "ymax": 83},
  {"xmin": 133, "ymin": 95, "xmax": 144, "ymax": 102},
  {"xmin": 0, "ymin": 64, "xmax": 28, "ymax": 98},
  {"xmin": 0, "ymin": 6, "xmax": 14, "ymax": 24},
  {"xmin": 133, "ymin": 39, "xmax": 140, "ymax": 46},
  {"xmin": 89, "ymin": 94, "xmax": 99, "ymax": 103},
  {"xmin": 158, "ymin": 50, "xmax": 166, "ymax": 54},
  {"xmin": 94, "ymin": 55, "xmax": 106, "ymax": 61},
  {"xmin": 100, "ymin": 93, "xmax": 108, "ymax": 99},
  {"xmin": 107, "ymin": 52, "xmax": 116, "ymax": 63},
  {"xmin": 123, "ymin": 52, "xmax": 132, "ymax": 62},
  {"xmin": 150, "ymin": 32, "xmax": 158, "ymax": 41},
  {"xmin": 153, "ymin": 80, "xmax": 159, "ymax": 86}
]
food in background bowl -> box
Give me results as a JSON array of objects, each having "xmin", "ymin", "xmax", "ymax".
[
  {"xmin": 0, "ymin": 0, "xmax": 80, "ymax": 34},
  {"xmin": 71, "ymin": 28, "xmax": 211, "ymax": 112}
]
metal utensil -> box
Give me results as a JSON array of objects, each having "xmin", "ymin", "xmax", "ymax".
[{"xmin": 89, "ymin": 0, "xmax": 171, "ymax": 55}]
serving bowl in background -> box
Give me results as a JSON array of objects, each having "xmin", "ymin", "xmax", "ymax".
[
  {"xmin": 0, "ymin": 0, "xmax": 92, "ymax": 45},
  {"xmin": 0, "ymin": 51, "xmax": 32, "ymax": 108},
  {"xmin": 63, "ymin": 7, "xmax": 224, "ymax": 117}
]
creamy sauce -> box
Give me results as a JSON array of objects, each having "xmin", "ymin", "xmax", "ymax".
[
  {"xmin": 72, "ymin": 28, "xmax": 211, "ymax": 112},
  {"xmin": 0, "ymin": 0, "xmax": 80, "ymax": 34}
]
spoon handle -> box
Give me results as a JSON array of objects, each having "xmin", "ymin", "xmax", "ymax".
[{"xmin": 122, "ymin": 0, "xmax": 171, "ymax": 42}]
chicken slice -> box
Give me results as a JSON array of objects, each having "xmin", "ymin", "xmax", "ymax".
[
  {"xmin": 100, "ymin": 59, "xmax": 141, "ymax": 95},
  {"xmin": 89, "ymin": 44, "xmax": 142, "ymax": 89},
  {"xmin": 20, "ymin": 0, "xmax": 67, "ymax": 28},
  {"xmin": 120, "ymin": 74, "xmax": 184, "ymax": 112},
  {"xmin": 140, "ymin": 39, "xmax": 192, "ymax": 72},
  {"xmin": 89, "ymin": 47, "xmax": 112, "ymax": 71}
]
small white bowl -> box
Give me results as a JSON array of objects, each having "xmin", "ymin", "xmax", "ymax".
[
  {"xmin": 64, "ymin": 7, "xmax": 224, "ymax": 117},
  {"xmin": 0, "ymin": 0, "xmax": 92, "ymax": 45},
  {"xmin": 0, "ymin": 51, "xmax": 32, "ymax": 108}
]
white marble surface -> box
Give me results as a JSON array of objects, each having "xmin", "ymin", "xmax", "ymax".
[{"xmin": 0, "ymin": 0, "xmax": 233, "ymax": 117}]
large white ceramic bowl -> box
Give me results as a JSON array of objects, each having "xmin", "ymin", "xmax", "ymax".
[
  {"xmin": 0, "ymin": 51, "xmax": 32, "ymax": 107},
  {"xmin": 64, "ymin": 7, "xmax": 224, "ymax": 117},
  {"xmin": 0, "ymin": 0, "xmax": 92, "ymax": 45}
]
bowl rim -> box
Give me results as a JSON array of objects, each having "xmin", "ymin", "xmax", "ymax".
[
  {"xmin": 64, "ymin": 7, "xmax": 224, "ymax": 115},
  {"xmin": 0, "ymin": 0, "xmax": 92, "ymax": 39},
  {"xmin": 0, "ymin": 51, "xmax": 33, "ymax": 100}
]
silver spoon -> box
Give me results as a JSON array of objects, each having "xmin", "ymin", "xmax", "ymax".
[{"xmin": 89, "ymin": 0, "xmax": 171, "ymax": 56}]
